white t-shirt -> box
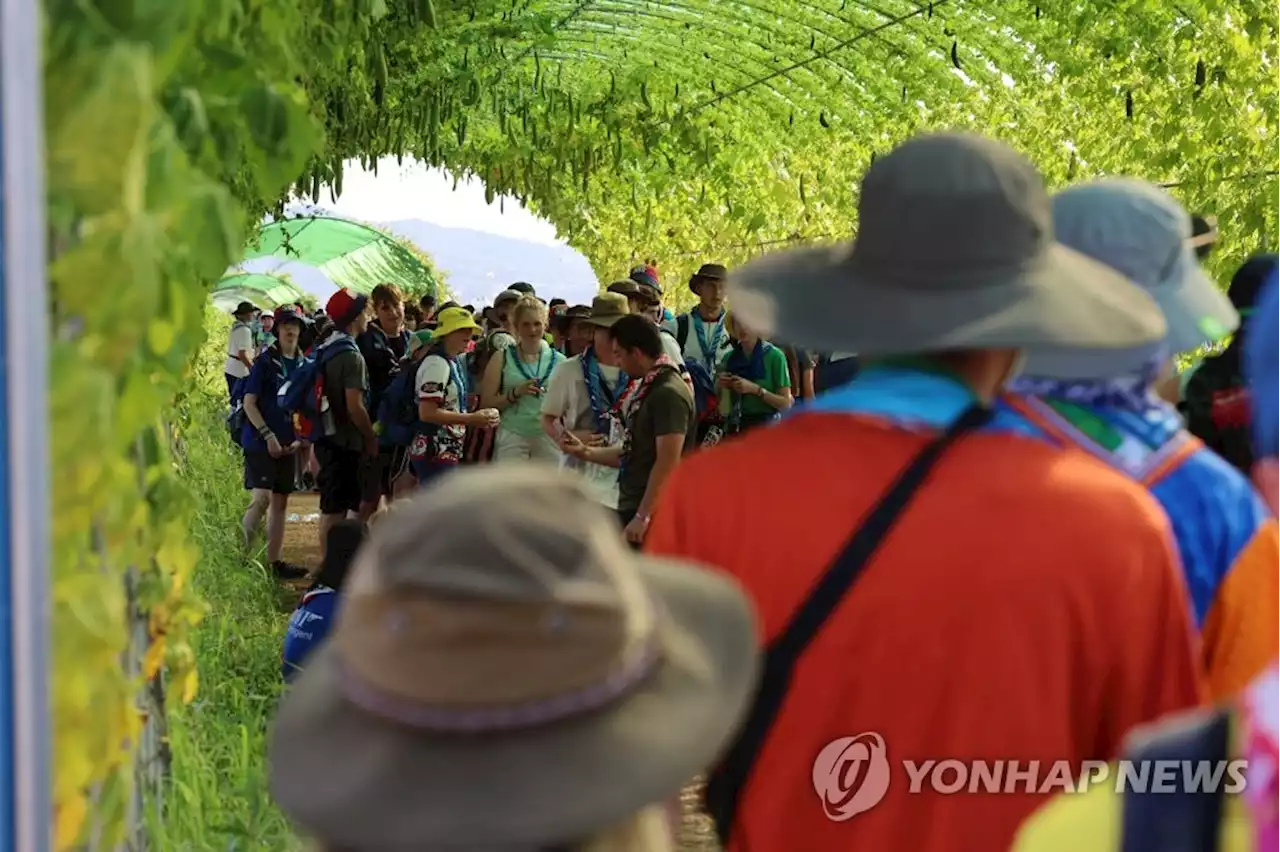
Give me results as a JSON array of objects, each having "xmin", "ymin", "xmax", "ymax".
[
  {"xmin": 416, "ymin": 353, "xmax": 464, "ymax": 412},
  {"xmin": 412, "ymin": 353, "xmax": 467, "ymax": 462},
  {"xmin": 541, "ymin": 355, "xmax": 621, "ymax": 508},
  {"xmin": 225, "ymin": 322, "xmax": 255, "ymax": 378}
]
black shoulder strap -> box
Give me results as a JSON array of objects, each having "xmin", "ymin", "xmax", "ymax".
[
  {"xmin": 677, "ymin": 314, "xmax": 690, "ymax": 350},
  {"xmin": 705, "ymin": 404, "xmax": 994, "ymax": 844},
  {"xmin": 1119, "ymin": 707, "xmax": 1231, "ymax": 852}
]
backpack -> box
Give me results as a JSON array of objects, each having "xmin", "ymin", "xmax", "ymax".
[
  {"xmin": 468, "ymin": 330, "xmax": 509, "ymax": 386},
  {"xmin": 226, "ymin": 376, "xmax": 250, "ymax": 447},
  {"xmin": 227, "ymin": 354, "xmax": 287, "ymax": 448},
  {"xmin": 676, "ymin": 314, "xmax": 690, "ymax": 350},
  {"xmin": 685, "ymin": 360, "xmax": 721, "ymax": 423},
  {"xmin": 277, "ymin": 338, "xmax": 357, "ymax": 442},
  {"xmin": 377, "ymin": 353, "xmax": 425, "ymax": 447}
]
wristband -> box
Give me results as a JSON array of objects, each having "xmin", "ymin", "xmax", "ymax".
[
  {"xmin": 262, "ymin": 431, "xmax": 278, "ymax": 444},
  {"xmin": 257, "ymin": 423, "xmax": 273, "ymax": 437}
]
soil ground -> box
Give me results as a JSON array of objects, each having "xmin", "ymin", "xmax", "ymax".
[{"xmin": 276, "ymin": 493, "xmax": 720, "ymax": 850}]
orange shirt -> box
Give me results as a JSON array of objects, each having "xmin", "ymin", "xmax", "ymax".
[{"xmin": 646, "ymin": 398, "xmax": 1206, "ymax": 852}]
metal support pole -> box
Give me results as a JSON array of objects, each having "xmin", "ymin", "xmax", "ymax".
[{"xmin": 0, "ymin": 0, "xmax": 53, "ymax": 847}]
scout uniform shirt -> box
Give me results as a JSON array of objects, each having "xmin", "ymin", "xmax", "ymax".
[{"xmin": 409, "ymin": 350, "xmax": 468, "ymax": 465}]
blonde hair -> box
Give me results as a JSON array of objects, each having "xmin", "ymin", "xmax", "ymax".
[{"xmin": 511, "ymin": 295, "xmax": 548, "ymax": 327}]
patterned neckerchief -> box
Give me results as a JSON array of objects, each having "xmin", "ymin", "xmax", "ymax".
[
  {"xmin": 611, "ymin": 355, "xmax": 680, "ymax": 470},
  {"xmin": 1006, "ymin": 357, "xmax": 1167, "ymax": 415}
]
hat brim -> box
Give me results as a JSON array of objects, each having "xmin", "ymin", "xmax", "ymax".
[
  {"xmin": 270, "ymin": 556, "xmax": 758, "ymax": 849},
  {"xmin": 728, "ymin": 240, "xmax": 1167, "ymax": 381},
  {"xmin": 431, "ymin": 320, "xmax": 482, "ymax": 340},
  {"xmin": 584, "ymin": 313, "xmax": 626, "ymax": 328},
  {"xmin": 1025, "ymin": 245, "xmax": 1238, "ymax": 379},
  {"xmin": 1157, "ymin": 250, "xmax": 1239, "ymax": 353}
]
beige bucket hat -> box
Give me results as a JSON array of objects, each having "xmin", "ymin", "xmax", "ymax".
[{"xmin": 269, "ymin": 464, "xmax": 759, "ymax": 850}]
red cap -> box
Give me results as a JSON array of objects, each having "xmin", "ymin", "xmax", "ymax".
[{"xmin": 325, "ymin": 289, "xmax": 369, "ymax": 327}]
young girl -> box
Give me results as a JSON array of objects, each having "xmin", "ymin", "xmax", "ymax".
[
  {"xmin": 481, "ymin": 296, "xmax": 565, "ymax": 462},
  {"xmin": 411, "ymin": 308, "xmax": 500, "ymax": 488}
]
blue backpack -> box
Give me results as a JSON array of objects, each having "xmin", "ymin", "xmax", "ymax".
[
  {"xmin": 226, "ymin": 376, "xmax": 250, "ymax": 447},
  {"xmin": 277, "ymin": 338, "xmax": 357, "ymax": 442},
  {"xmin": 377, "ymin": 354, "xmax": 423, "ymax": 447}
]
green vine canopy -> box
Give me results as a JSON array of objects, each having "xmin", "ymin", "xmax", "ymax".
[
  {"xmin": 309, "ymin": 0, "xmax": 1277, "ymax": 292},
  {"xmin": 44, "ymin": 0, "xmax": 1278, "ymax": 846}
]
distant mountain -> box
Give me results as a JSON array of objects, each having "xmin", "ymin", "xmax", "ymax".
[
  {"xmin": 383, "ymin": 220, "xmax": 600, "ymax": 307},
  {"xmin": 238, "ymin": 219, "xmax": 601, "ymax": 309}
]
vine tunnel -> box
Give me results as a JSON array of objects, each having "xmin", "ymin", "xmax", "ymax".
[
  {"xmin": 42, "ymin": 0, "xmax": 1279, "ymax": 845},
  {"xmin": 299, "ymin": 0, "xmax": 1278, "ymax": 297}
]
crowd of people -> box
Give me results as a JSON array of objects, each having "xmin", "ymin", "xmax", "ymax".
[
  {"xmin": 218, "ymin": 130, "xmax": 1277, "ymax": 852},
  {"xmin": 225, "ymin": 260, "xmax": 816, "ymax": 568}
]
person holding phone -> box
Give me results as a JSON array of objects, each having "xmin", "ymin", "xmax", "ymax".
[
  {"xmin": 481, "ymin": 296, "xmax": 565, "ymax": 463},
  {"xmin": 561, "ymin": 314, "xmax": 694, "ymax": 547},
  {"xmin": 716, "ymin": 311, "xmax": 794, "ymax": 435}
]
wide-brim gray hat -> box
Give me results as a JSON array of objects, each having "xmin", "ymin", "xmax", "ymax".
[
  {"xmin": 727, "ymin": 133, "xmax": 1167, "ymax": 379},
  {"xmin": 1020, "ymin": 178, "xmax": 1238, "ymax": 379},
  {"xmin": 270, "ymin": 464, "xmax": 758, "ymax": 850}
]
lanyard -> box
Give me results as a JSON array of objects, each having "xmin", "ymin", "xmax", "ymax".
[
  {"xmin": 448, "ymin": 356, "xmax": 469, "ymax": 413},
  {"xmin": 269, "ymin": 351, "xmax": 300, "ymax": 382},
  {"xmin": 511, "ymin": 344, "xmax": 557, "ymax": 385},
  {"xmin": 692, "ymin": 310, "xmax": 726, "ymax": 373}
]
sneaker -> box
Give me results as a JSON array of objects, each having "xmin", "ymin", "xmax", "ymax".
[{"xmin": 271, "ymin": 560, "xmax": 309, "ymax": 581}]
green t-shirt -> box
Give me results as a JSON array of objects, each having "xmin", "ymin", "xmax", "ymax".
[
  {"xmin": 321, "ymin": 345, "xmax": 370, "ymax": 451},
  {"xmin": 618, "ymin": 371, "xmax": 695, "ymax": 514},
  {"xmin": 718, "ymin": 343, "xmax": 792, "ymax": 419}
]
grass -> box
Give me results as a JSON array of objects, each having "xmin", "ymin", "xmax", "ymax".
[{"xmin": 147, "ymin": 341, "xmax": 304, "ymax": 850}]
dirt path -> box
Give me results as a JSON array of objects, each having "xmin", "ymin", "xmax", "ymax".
[
  {"xmin": 278, "ymin": 492, "xmax": 322, "ymax": 604},
  {"xmin": 276, "ymin": 493, "xmax": 720, "ymax": 850}
]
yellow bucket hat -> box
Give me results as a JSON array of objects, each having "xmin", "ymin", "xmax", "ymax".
[{"xmin": 431, "ymin": 306, "xmax": 482, "ymax": 340}]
